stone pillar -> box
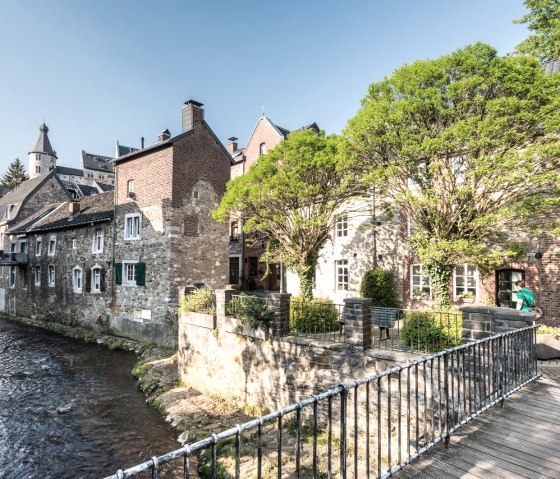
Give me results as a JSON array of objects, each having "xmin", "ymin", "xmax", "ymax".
[
  {"xmin": 215, "ymin": 288, "xmax": 235, "ymax": 320},
  {"xmin": 267, "ymin": 293, "xmax": 291, "ymax": 337},
  {"xmin": 343, "ymin": 298, "xmax": 373, "ymax": 349},
  {"xmin": 460, "ymin": 305, "xmax": 534, "ymax": 342}
]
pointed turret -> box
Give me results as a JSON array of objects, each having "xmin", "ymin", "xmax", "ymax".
[{"xmin": 28, "ymin": 123, "xmax": 57, "ymax": 179}]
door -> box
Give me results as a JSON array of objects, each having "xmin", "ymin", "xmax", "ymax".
[
  {"xmin": 229, "ymin": 257, "xmax": 240, "ymax": 285},
  {"xmin": 496, "ymin": 269, "xmax": 524, "ymax": 308}
]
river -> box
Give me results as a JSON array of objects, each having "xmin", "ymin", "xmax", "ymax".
[{"xmin": 0, "ymin": 317, "xmax": 180, "ymax": 479}]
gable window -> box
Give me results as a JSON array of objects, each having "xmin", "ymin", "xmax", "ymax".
[
  {"xmin": 48, "ymin": 236, "xmax": 56, "ymax": 256},
  {"xmin": 335, "ymin": 259, "xmax": 349, "ymax": 291},
  {"xmin": 35, "ymin": 266, "xmax": 41, "ymax": 286},
  {"xmin": 35, "ymin": 237, "xmax": 42, "ymax": 256},
  {"xmin": 336, "ymin": 215, "xmax": 348, "ymax": 238},
  {"xmin": 92, "ymin": 228, "xmax": 104, "ymax": 253},
  {"xmin": 9, "ymin": 266, "xmax": 16, "ymax": 288},
  {"xmin": 124, "ymin": 213, "xmax": 141, "ymax": 240},
  {"xmin": 453, "ymin": 264, "xmax": 478, "ymax": 300},
  {"xmin": 48, "ymin": 265, "xmax": 55, "ymax": 287},
  {"xmin": 91, "ymin": 266, "xmax": 102, "ymax": 293},
  {"xmin": 259, "ymin": 143, "xmax": 267, "ymax": 156},
  {"xmin": 411, "ymin": 264, "xmax": 431, "ymax": 299},
  {"xmin": 73, "ymin": 266, "xmax": 83, "ymax": 293}
]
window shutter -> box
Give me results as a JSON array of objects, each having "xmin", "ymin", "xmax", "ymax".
[
  {"xmin": 100, "ymin": 268, "xmax": 106, "ymax": 292},
  {"xmin": 85, "ymin": 268, "xmax": 91, "ymax": 292},
  {"xmin": 135, "ymin": 262, "xmax": 146, "ymax": 286},
  {"xmin": 115, "ymin": 262, "xmax": 122, "ymax": 285}
]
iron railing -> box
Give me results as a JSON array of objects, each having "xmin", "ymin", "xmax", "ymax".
[
  {"xmin": 371, "ymin": 307, "xmax": 462, "ymax": 353},
  {"xmin": 102, "ymin": 326, "xmax": 538, "ymax": 479},
  {"xmin": 289, "ymin": 299, "xmax": 345, "ymax": 342}
]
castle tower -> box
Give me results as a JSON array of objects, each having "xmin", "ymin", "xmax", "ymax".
[{"xmin": 28, "ymin": 123, "xmax": 57, "ymax": 178}]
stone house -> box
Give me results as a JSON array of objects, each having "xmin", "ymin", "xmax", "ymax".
[
  {"xmin": 110, "ymin": 100, "xmax": 231, "ymax": 346},
  {"xmin": 3, "ymin": 192, "xmax": 113, "ymax": 326}
]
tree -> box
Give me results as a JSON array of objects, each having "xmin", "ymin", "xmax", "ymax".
[
  {"xmin": 345, "ymin": 43, "xmax": 560, "ymax": 308},
  {"xmin": 0, "ymin": 158, "xmax": 29, "ymax": 189},
  {"xmin": 515, "ymin": 0, "xmax": 560, "ymax": 62},
  {"xmin": 213, "ymin": 129, "xmax": 366, "ymax": 300}
]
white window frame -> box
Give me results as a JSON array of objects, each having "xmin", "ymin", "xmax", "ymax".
[
  {"xmin": 124, "ymin": 213, "xmax": 141, "ymax": 240},
  {"xmin": 92, "ymin": 228, "xmax": 104, "ymax": 254},
  {"xmin": 453, "ymin": 264, "xmax": 478, "ymax": 301},
  {"xmin": 72, "ymin": 238, "xmax": 77, "ymax": 250},
  {"xmin": 335, "ymin": 259, "xmax": 349, "ymax": 291},
  {"xmin": 411, "ymin": 264, "xmax": 431, "ymax": 299},
  {"xmin": 127, "ymin": 180, "xmax": 135, "ymax": 195},
  {"xmin": 48, "ymin": 264, "xmax": 55, "ymax": 287},
  {"xmin": 122, "ymin": 260, "xmax": 138, "ymax": 287},
  {"xmin": 91, "ymin": 265, "xmax": 102, "ymax": 293},
  {"xmin": 34, "ymin": 265, "xmax": 41, "ymax": 286},
  {"xmin": 35, "ymin": 236, "xmax": 42, "ymax": 256},
  {"xmin": 47, "ymin": 236, "xmax": 56, "ymax": 256},
  {"xmin": 72, "ymin": 266, "xmax": 83, "ymax": 293},
  {"xmin": 336, "ymin": 215, "xmax": 348, "ymax": 238},
  {"xmin": 9, "ymin": 266, "xmax": 16, "ymax": 289}
]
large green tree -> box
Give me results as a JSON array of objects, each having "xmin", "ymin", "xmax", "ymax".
[
  {"xmin": 1, "ymin": 158, "xmax": 29, "ymax": 189},
  {"xmin": 515, "ymin": 0, "xmax": 560, "ymax": 62},
  {"xmin": 213, "ymin": 129, "xmax": 366, "ymax": 300},
  {"xmin": 345, "ymin": 43, "xmax": 560, "ymax": 308}
]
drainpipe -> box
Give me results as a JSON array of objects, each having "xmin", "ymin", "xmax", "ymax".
[{"xmin": 110, "ymin": 164, "xmax": 118, "ymax": 305}]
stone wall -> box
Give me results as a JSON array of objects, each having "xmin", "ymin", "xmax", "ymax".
[{"xmin": 461, "ymin": 305, "xmax": 534, "ymax": 341}]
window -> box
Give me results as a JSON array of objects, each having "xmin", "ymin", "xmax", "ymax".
[
  {"xmin": 411, "ymin": 264, "xmax": 431, "ymax": 299},
  {"xmin": 9, "ymin": 266, "xmax": 16, "ymax": 288},
  {"xmin": 19, "ymin": 240, "xmax": 27, "ymax": 253},
  {"xmin": 335, "ymin": 260, "xmax": 349, "ymax": 291},
  {"xmin": 453, "ymin": 264, "xmax": 478, "ymax": 300},
  {"xmin": 22, "ymin": 271, "xmax": 28, "ymax": 290},
  {"xmin": 35, "ymin": 266, "xmax": 41, "ymax": 285},
  {"xmin": 336, "ymin": 215, "xmax": 348, "ymax": 238},
  {"xmin": 91, "ymin": 266, "xmax": 102, "ymax": 293},
  {"xmin": 92, "ymin": 228, "xmax": 104, "ymax": 253},
  {"xmin": 48, "ymin": 265, "xmax": 55, "ymax": 287},
  {"xmin": 230, "ymin": 221, "xmax": 239, "ymax": 241},
  {"xmin": 407, "ymin": 217, "xmax": 416, "ymax": 238},
  {"xmin": 36, "ymin": 166, "xmax": 41, "ymax": 174},
  {"xmin": 248, "ymin": 256, "xmax": 258, "ymax": 276},
  {"xmin": 73, "ymin": 266, "xmax": 82, "ymax": 293},
  {"xmin": 72, "ymin": 238, "xmax": 77, "ymax": 250},
  {"xmin": 35, "ymin": 237, "xmax": 42, "ymax": 256},
  {"xmin": 122, "ymin": 261, "xmax": 138, "ymax": 286},
  {"xmin": 36, "ymin": 154, "xmax": 41, "ymax": 161},
  {"xmin": 48, "ymin": 236, "xmax": 56, "ymax": 256},
  {"xmin": 127, "ymin": 180, "xmax": 135, "ymax": 198},
  {"xmin": 115, "ymin": 261, "xmax": 145, "ymax": 287},
  {"xmin": 259, "ymin": 143, "xmax": 267, "ymax": 156},
  {"xmin": 10, "ymin": 242, "xmax": 16, "ymax": 253},
  {"xmin": 124, "ymin": 213, "xmax": 141, "ymax": 240},
  {"xmin": 496, "ymin": 269, "xmax": 525, "ymax": 308}
]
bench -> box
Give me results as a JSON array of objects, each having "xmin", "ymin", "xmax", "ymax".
[{"xmin": 372, "ymin": 307, "xmax": 398, "ymax": 339}]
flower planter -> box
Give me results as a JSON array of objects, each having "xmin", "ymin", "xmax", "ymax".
[
  {"xmin": 536, "ymin": 334, "xmax": 560, "ymax": 360},
  {"xmin": 181, "ymin": 311, "xmax": 216, "ymax": 329}
]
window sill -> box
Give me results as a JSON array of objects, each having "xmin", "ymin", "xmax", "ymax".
[{"xmin": 73, "ymin": 289, "xmax": 82, "ymax": 294}]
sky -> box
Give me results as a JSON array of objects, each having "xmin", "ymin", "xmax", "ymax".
[{"xmin": 0, "ymin": 0, "xmax": 530, "ymax": 174}]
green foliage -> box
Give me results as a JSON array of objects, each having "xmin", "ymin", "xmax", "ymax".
[
  {"xmin": 537, "ymin": 325, "xmax": 560, "ymax": 338},
  {"xmin": 402, "ymin": 310, "xmax": 463, "ymax": 352},
  {"xmin": 345, "ymin": 42, "xmax": 560, "ymax": 307},
  {"xmin": 515, "ymin": 0, "xmax": 560, "ymax": 62},
  {"xmin": 180, "ymin": 288, "xmax": 216, "ymax": 315},
  {"xmin": 289, "ymin": 297, "xmax": 339, "ymax": 334},
  {"xmin": 0, "ymin": 158, "xmax": 29, "ymax": 189},
  {"xmin": 213, "ymin": 129, "xmax": 367, "ymax": 299},
  {"xmin": 227, "ymin": 294, "xmax": 274, "ymax": 330},
  {"xmin": 359, "ymin": 268, "xmax": 400, "ymax": 307}
]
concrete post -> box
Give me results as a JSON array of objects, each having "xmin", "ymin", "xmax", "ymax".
[
  {"xmin": 267, "ymin": 293, "xmax": 292, "ymax": 337},
  {"xmin": 343, "ymin": 297, "xmax": 373, "ymax": 349}
]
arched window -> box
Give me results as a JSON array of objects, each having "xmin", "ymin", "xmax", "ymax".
[
  {"xmin": 91, "ymin": 265, "xmax": 103, "ymax": 293},
  {"xmin": 259, "ymin": 143, "xmax": 267, "ymax": 156},
  {"xmin": 72, "ymin": 266, "xmax": 83, "ymax": 293}
]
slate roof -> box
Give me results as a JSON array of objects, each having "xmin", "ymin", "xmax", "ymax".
[
  {"xmin": 29, "ymin": 123, "xmax": 57, "ymax": 158},
  {"xmin": 544, "ymin": 59, "xmax": 560, "ymax": 75},
  {"xmin": 97, "ymin": 183, "xmax": 114, "ymax": 193},
  {"xmin": 116, "ymin": 143, "xmax": 138, "ymax": 157},
  {"xmin": 7, "ymin": 204, "xmax": 62, "ymax": 235},
  {"xmin": 25, "ymin": 191, "xmax": 114, "ymax": 233},
  {"xmin": 79, "ymin": 184, "xmax": 101, "ymax": 196},
  {"xmin": 56, "ymin": 165, "xmax": 84, "ymax": 177},
  {"xmin": 81, "ymin": 150, "xmax": 114, "ymax": 173}
]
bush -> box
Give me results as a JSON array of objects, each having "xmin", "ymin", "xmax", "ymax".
[
  {"xmin": 290, "ymin": 297, "xmax": 339, "ymax": 334},
  {"xmin": 227, "ymin": 294, "xmax": 274, "ymax": 330},
  {"xmin": 402, "ymin": 309, "xmax": 462, "ymax": 351},
  {"xmin": 537, "ymin": 325, "xmax": 560, "ymax": 339},
  {"xmin": 180, "ymin": 288, "xmax": 216, "ymax": 315},
  {"xmin": 360, "ymin": 268, "xmax": 400, "ymax": 307}
]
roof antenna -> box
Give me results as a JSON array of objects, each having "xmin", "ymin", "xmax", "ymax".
[{"xmin": 261, "ymin": 106, "xmax": 265, "ymax": 117}]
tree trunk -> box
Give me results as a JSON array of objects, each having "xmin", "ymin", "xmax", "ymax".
[
  {"xmin": 426, "ymin": 262, "xmax": 453, "ymax": 310},
  {"xmin": 297, "ymin": 265, "xmax": 315, "ymax": 301}
]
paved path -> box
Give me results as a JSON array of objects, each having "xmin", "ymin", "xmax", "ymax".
[{"xmin": 393, "ymin": 364, "xmax": 560, "ymax": 479}]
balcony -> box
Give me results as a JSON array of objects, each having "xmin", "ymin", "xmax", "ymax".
[{"xmin": 0, "ymin": 252, "xmax": 28, "ymax": 267}]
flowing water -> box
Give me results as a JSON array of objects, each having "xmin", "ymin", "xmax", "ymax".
[{"xmin": 0, "ymin": 317, "xmax": 180, "ymax": 479}]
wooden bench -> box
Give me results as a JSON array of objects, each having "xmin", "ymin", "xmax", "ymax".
[{"xmin": 372, "ymin": 307, "xmax": 398, "ymax": 339}]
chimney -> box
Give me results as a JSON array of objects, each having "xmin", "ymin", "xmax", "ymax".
[
  {"xmin": 141, "ymin": 136, "xmax": 145, "ymax": 149},
  {"xmin": 158, "ymin": 129, "xmax": 171, "ymax": 143},
  {"xmin": 68, "ymin": 201, "xmax": 80, "ymax": 217},
  {"xmin": 227, "ymin": 137, "xmax": 238, "ymax": 154},
  {"xmin": 182, "ymin": 100, "xmax": 204, "ymax": 133}
]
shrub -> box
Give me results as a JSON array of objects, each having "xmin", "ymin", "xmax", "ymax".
[
  {"xmin": 537, "ymin": 325, "xmax": 560, "ymax": 339},
  {"xmin": 180, "ymin": 288, "xmax": 216, "ymax": 315},
  {"xmin": 359, "ymin": 268, "xmax": 400, "ymax": 307},
  {"xmin": 402, "ymin": 309, "xmax": 462, "ymax": 351},
  {"xmin": 290, "ymin": 297, "xmax": 339, "ymax": 334},
  {"xmin": 227, "ymin": 294, "xmax": 274, "ymax": 330}
]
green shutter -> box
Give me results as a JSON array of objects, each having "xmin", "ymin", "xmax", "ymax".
[
  {"xmin": 115, "ymin": 262, "xmax": 122, "ymax": 285},
  {"xmin": 135, "ymin": 262, "xmax": 146, "ymax": 286},
  {"xmin": 85, "ymin": 268, "xmax": 91, "ymax": 292}
]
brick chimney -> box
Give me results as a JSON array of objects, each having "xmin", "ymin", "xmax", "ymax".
[
  {"xmin": 227, "ymin": 137, "xmax": 238, "ymax": 154},
  {"xmin": 182, "ymin": 100, "xmax": 204, "ymax": 133},
  {"xmin": 158, "ymin": 129, "xmax": 171, "ymax": 143},
  {"xmin": 68, "ymin": 201, "xmax": 80, "ymax": 216}
]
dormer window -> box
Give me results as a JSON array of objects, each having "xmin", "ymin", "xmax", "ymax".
[{"xmin": 259, "ymin": 143, "xmax": 267, "ymax": 156}]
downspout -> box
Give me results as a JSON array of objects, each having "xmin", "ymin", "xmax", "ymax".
[{"xmin": 111, "ymin": 163, "xmax": 118, "ymax": 305}]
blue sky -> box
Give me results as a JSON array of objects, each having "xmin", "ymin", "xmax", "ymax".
[{"xmin": 0, "ymin": 0, "xmax": 529, "ymax": 174}]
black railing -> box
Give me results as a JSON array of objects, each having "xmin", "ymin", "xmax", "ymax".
[
  {"xmin": 372, "ymin": 307, "xmax": 462, "ymax": 353},
  {"xmin": 289, "ymin": 299, "xmax": 345, "ymax": 342},
  {"xmin": 102, "ymin": 326, "xmax": 538, "ymax": 479}
]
